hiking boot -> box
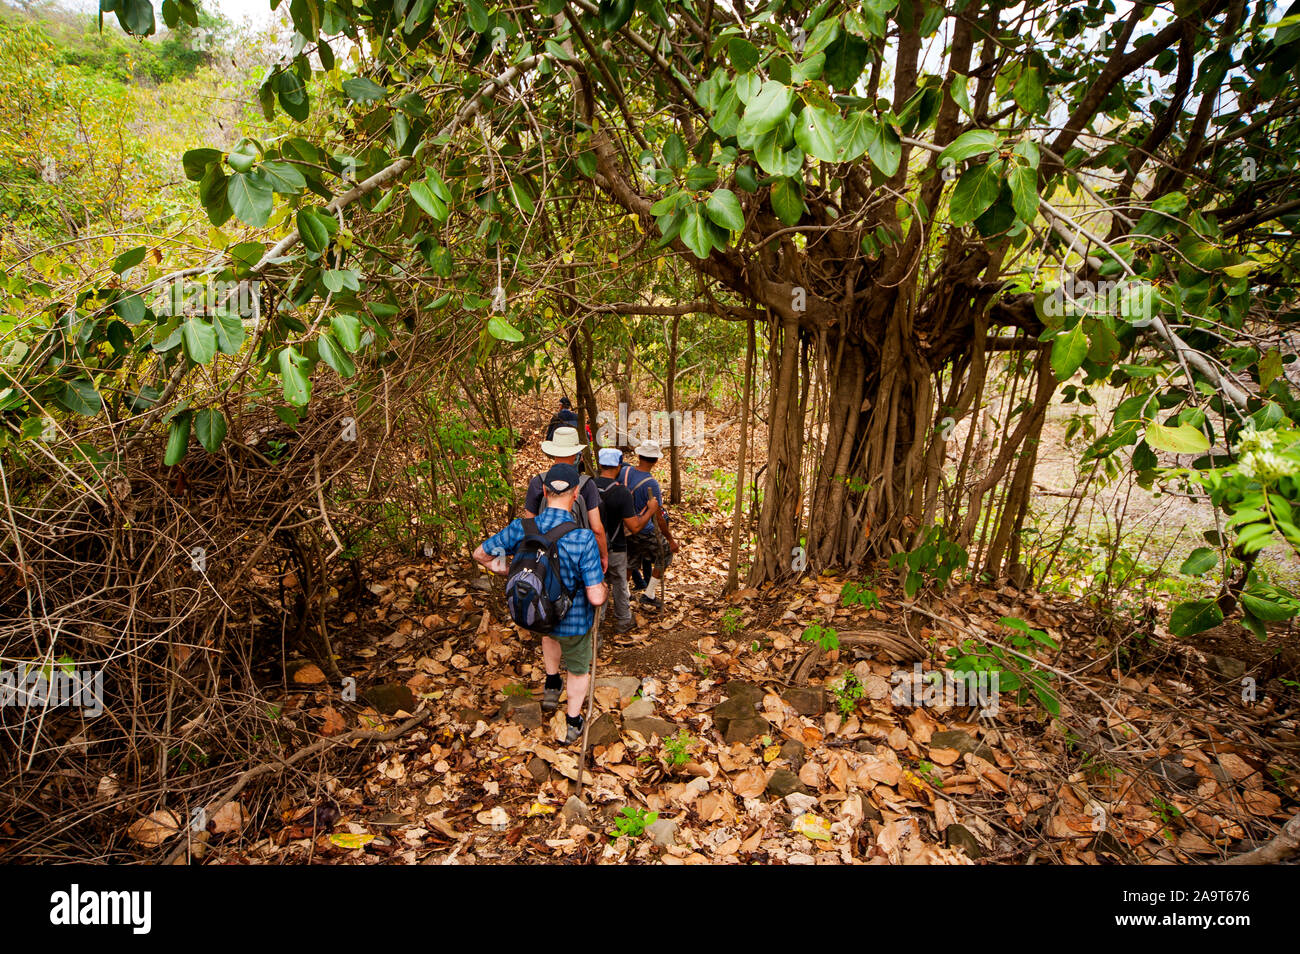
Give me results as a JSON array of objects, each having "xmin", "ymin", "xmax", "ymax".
[
  {"xmin": 541, "ymin": 685, "xmax": 561, "ymax": 712},
  {"xmin": 639, "ymin": 593, "xmax": 664, "ymax": 612},
  {"xmin": 609, "ymin": 617, "xmax": 635, "ymax": 635},
  {"xmin": 564, "ymin": 718, "xmax": 584, "ymax": 745}
]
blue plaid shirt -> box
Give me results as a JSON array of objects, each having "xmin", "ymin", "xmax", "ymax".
[{"xmin": 482, "ymin": 507, "xmax": 603, "ymax": 638}]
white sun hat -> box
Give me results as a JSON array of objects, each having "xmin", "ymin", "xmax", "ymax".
[{"xmin": 540, "ymin": 426, "xmax": 586, "ymax": 458}]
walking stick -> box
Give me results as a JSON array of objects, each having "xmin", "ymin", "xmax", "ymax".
[{"xmin": 574, "ymin": 604, "xmax": 603, "ymax": 802}]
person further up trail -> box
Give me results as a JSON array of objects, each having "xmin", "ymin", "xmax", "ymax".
[
  {"xmin": 619, "ymin": 440, "xmax": 678, "ymax": 611},
  {"xmin": 595, "ymin": 446, "xmax": 659, "ymax": 637}
]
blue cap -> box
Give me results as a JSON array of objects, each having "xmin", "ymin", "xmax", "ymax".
[
  {"xmin": 598, "ymin": 447, "xmax": 623, "ymax": 467},
  {"xmin": 542, "ymin": 462, "xmax": 581, "ymax": 493}
]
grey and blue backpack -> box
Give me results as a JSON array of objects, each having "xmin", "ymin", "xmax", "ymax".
[{"xmin": 504, "ymin": 518, "xmax": 580, "ymax": 632}]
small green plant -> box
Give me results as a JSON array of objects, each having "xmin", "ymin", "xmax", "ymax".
[
  {"xmin": 720, "ymin": 607, "xmax": 744, "ymax": 636},
  {"xmin": 662, "ymin": 729, "xmax": 695, "ymax": 767},
  {"xmin": 947, "ymin": 616, "xmax": 1059, "ymax": 717},
  {"xmin": 829, "ymin": 670, "xmax": 865, "ymax": 716},
  {"xmin": 609, "ymin": 805, "xmax": 659, "ymax": 839},
  {"xmin": 691, "ymin": 649, "xmax": 711, "ymax": 677},
  {"xmin": 750, "ymin": 639, "xmax": 761, "ymax": 653},
  {"xmin": 840, "ymin": 581, "xmax": 880, "ymax": 610},
  {"xmin": 502, "ymin": 683, "xmax": 531, "ymax": 698},
  {"xmin": 801, "ymin": 622, "xmax": 839, "ymax": 652},
  {"xmin": 915, "ymin": 759, "xmax": 944, "ymax": 789},
  {"xmin": 888, "ymin": 525, "xmax": 969, "ymax": 598}
]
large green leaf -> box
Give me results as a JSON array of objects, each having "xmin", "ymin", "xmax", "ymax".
[
  {"xmin": 409, "ymin": 182, "xmax": 448, "ymax": 222},
  {"xmin": 705, "ymin": 189, "xmax": 746, "ymax": 232},
  {"xmin": 182, "ymin": 317, "xmax": 217, "ymax": 365},
  {"xmin": 194, "ymin": 407, "xmax": 228, "ymax": 453},
  {"xmin": 741, "ymin": 80, "xmax": 794, "ymax": 136},
  {"xmin": 1008, "ymin": 164, "xmax": 1038, "ymax": 222},
  {"xmin": 1179, "ymin": 547, "xmax": 1218, "ymax": 576},
  {"xmin": 227, "ymin": 172, "xmax": 274, "ymax": 227},
  {"xmin": 331, "ymin": 313, "xmax": 362, "ymax": 352},
  {"xmin": 278, "ymin": 346, "xmax": 312, "ymax": 406},
  {"xmin": 770, "ymin": 177, "xmax": 805, "ymax": 226},
  {"xmin": 486, "ymin": 315, "xmax": 524, "ymax": 341},
  {"xmin": 1051, "ymin": 321, "xmax": 1088, "ymax": 380},
  {"xmin": 1145, "ymin": 422, "xmax": 1210, "ymax": 454},
  {"xmin": 164, "ymin": 410, "xmax": 192, "ymax": 466},
  {"xmin": 1169, "ymin": 599, "xmax": 1223, "ymax": 637},
  {"xmin": 680, "ymin": 205, "xmax": 713, "ymax": 259},
  {"xmin": 343, "ymin": 76, "xmax": 387, "ymax": 103},
  {"xmin": 949, "ymin": 159, "xmax": 1003, "ymax": 226},
  {"xmin": 214, "ymin": 311, "xmax": 245, "ymax": 354},
  {"xmin": 939, "ymin": 130, "xmax": 1001, "ymax": 165},
  {"xmin": 260, "ymin": 161, "xmax": 306, "ymax": 194},
  {"xmin": 793, "ymin": 106, "xmax": 845, "ymax": 163},
  {"xmin": 317, "ymin": 332, "xmax": 356, "ymax": 378}
]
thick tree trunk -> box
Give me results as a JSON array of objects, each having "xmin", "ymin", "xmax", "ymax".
[
  {"xmin": 726, "ymin": 317, "xmax": 756, "ymax": 593},
  {"xmin": 666, "ymin": 315, "xmax": 681, "ymax": 504}
]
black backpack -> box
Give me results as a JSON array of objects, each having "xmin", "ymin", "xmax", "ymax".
[{"xmin": 505, "ymin": 518, "xmax": 580, "ymax": 633}]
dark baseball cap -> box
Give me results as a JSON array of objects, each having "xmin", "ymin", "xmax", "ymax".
[{"xmin": 542, "ymin": 462, "xmax": 581, "ymax": 493}]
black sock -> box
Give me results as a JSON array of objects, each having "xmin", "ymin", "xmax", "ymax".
[
  {"xmin": 545, "ymin": 673, "xmax": 562, "ymax": 691},
  {"xmin": 566, "ymin": 713, "xmax": 583, "ymax": 728}
]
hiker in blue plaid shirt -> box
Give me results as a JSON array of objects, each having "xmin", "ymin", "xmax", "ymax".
[{"xmin": 473, "ymin": 463, "xmax": 606, "ymax": 743}]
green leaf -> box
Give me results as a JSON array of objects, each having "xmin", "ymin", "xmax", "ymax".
[
  {"xmin": 793, "ymin": 106, "xmax": 845, "ymax": 163},
  {"xmin": 679, "ymin": 205, "xmax": 713, "ymax": 259},
  {"xmin": 662, "ymin": 133, "xmax": 688, "ymax": 171},
  {"xmin": 727, "ymin": 37, "xmax": 760, "ymax": 73},
  {"xmin": 1179, "ymin": 547, "xmax": 1218, "ymax": 576},
  {"xmin": 409, "ymin": 182, "xmax": 448, "ymax": 222},
  {"xmin": 1169, "ymin": 599, "xmax": 1223, "ymax": 638},
  {"xmin": 1240, "ymin": 593, "xmax": 1296, "ymax": 623},
  {"xmin": 164, "ymin": 410, "xmax": 192, "ymax": 466},
  {"xmin": 317, "ymin": 332, "xmax": 356, "ymax": 378},
  {"xmin": 949, "ymin": 159, "xmax": 1003, "ymax": 226},
  {"xmin": 297, "ymin": 208, "xmax": 331, "ymax": 254},
  {"xmin": 1008, "ymin": 164, "xmax": 1038, "ymax": 222},
  {"xmin": 486, "ymin": 315, "xmax": 524, "ymax": 342},
  {"xmin": 1051, "ymin": 321, "xmax": 1088, "ymax": 381},
  {"xmin": 939, "ymin": 130, "xmax": 1001, "ymax": 165},
  {"xmin": 182, "ymin": 148, "xmax": 222, "ymax": 181},
  {"xmin": 343, "ymin": 76, "xmax": 387, "ymax": 103},
  {"xmin": 1144, "ymin": 422, "xmax": 1210, "ymax": 454},
  {"xmin": 194, "ymin": 407, "xmax": 227, "ymax": 453},
  {"xmin": 60, "ymin": 378, "xmax": 101, "ymax": 417},
  {"xmin": 214, "ymin": 311, "xmax": 245, "ymax": 354},
  {"xmin": 330, "ymin": 313, "xmax": 362, "ymax": 351},
  {"xmin": 1012, "ymin": 66, "xmax": 1045, "ymax": 115},
  {"xmin": 705, "ymin": 188, "xmax": 746, "ymax": 232},
  {"xmin": 227, "ymin": 172, "xmax": 274, "ymax": 227},
  {"xmin": 278, "ymin": 346, "xmax": 312, "ymax": 406},
  {"xmin": 260, "ymin": 161, "xmax": 306, "ymax": 194},
  {"xmin": 770, "ymin": 177, "xmax": 805, "ymax": 225},
  {"xmin": 111, "ymin": 246, "xmax": 147, "ymax": 274},
  {"xmin": 823, "ymin": 30, "xmax": 870, "ymax": 89},
  {"xmin": 741, "ymin": 80, "xmax": 794, "ymax": 136},
  {"xmin": 861, "ymin": 118, "xmax": 901, "ymax": 177},
  {"xmin": 182, "ymin": 317, "xmax": 217, "ymax": 365}
]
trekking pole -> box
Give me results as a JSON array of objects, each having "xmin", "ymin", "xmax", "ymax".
[{"xmin": 575, "ymin": 604, "xmax": 603, "ymax": 802}]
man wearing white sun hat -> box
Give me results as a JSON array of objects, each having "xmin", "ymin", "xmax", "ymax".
[{"xmin": 524, "ymin": 426, "xmax": 608, "ymax": 572}]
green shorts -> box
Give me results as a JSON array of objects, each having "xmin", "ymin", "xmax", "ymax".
[{"xmin": 550, "ymin": 628, "xmax": 593, "ymax": 675}]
